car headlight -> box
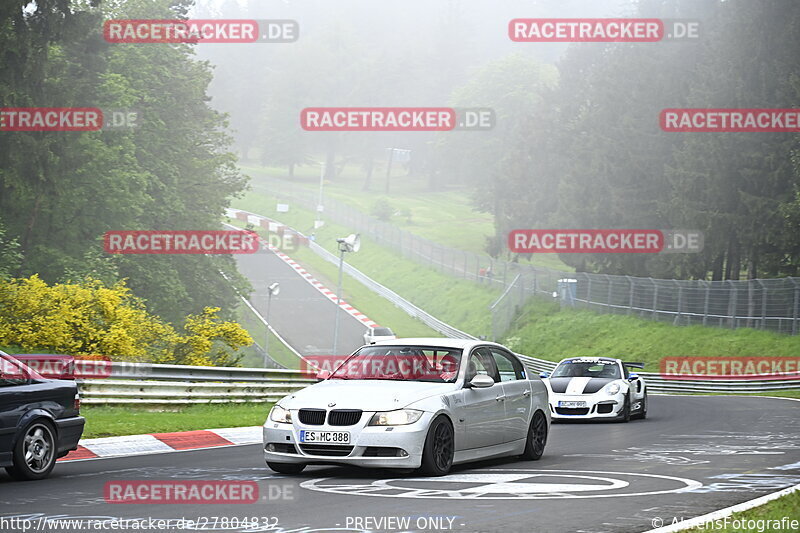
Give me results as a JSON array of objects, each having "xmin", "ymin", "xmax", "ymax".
[
  {"xmin": 269, "ymin": 405, "xmax": 292, "ymax": 424},
  {"xmin": 605, "ymin": 382, "xmax": 621, "ymax": 396},
  {"xmin": 368, "ymin": 409, "xmax": 424, "ymax": 426}
]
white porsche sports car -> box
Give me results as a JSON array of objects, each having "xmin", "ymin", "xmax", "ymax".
[
  {"xmin": 540, "ymin": 357, "xmax": 647, "ymax": 422},
  {"xmin": 263, "ymin": 339, "xmax": 550, "ymax": 476}
]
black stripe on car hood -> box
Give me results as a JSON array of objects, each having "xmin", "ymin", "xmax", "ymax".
[
  {"xmin": 582, "ymin": 378, "xmax": 615, "ymax": 394},
  {"xmin": 549, "ymin": 378, "xmax": 571, "ymax": 393},
  {"xmin": 549, "ymin": 377, "xmax": 615, "ymax": 394}
]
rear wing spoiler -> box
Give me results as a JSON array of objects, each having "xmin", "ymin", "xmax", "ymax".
[{"xmin": 623, "ymin": 362, "xmax": 645, "ymax": 369}]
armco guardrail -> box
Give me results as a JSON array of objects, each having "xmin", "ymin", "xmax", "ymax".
[
  {"xmin": 77, "ymin": 360, "xmax": 798, "ymax": 405},
  {"xmin": 78, "ymin": 362, "xmax": 315, "ymax": 405},
  {"xmin": 308, "ymin": 240, "xmax": 475, "ymax": 340}
]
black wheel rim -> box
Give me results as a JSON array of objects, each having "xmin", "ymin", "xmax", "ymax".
[
  {"xmin": 23, "ymin": 424, "xmax": 54, "ymax": 474},
  {"xmin": 531, "ymin": 413, "xmax": 547, "ymax": 455},
  {"xmin": 432, "ymin": 422, "xmax": 453, "ymax": 471}
]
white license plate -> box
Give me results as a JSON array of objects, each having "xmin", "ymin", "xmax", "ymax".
[
  {"xmin": 299, "ymin": 430, "xmax": 350, "ymax": 444},
  {"xmin": 558, "ymin": 401, "xmax": 587, "ymax": 408}
]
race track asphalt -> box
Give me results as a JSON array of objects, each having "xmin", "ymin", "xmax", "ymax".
[
  {"xmin": 2, "ymin": 395, "xmax": 798, "ymax": 533},
  {"xmin": 235, "ymin": 247, "xmax": 368, "ymax": 357}
]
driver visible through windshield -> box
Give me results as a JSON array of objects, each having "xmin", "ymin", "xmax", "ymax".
[
  {"xmin": 551, "ymin": 360, "xmax": 621, "ymax": 379},
  {"xmin": 330, "ymin": 346, "xmax": 462, "ymax": 383}
]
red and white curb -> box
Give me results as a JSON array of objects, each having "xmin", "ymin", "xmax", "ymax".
[
  {"xmin": 267, "ymin": 243, "xmax": 379, "ymax": 329},
  {"xmin": 225, "ymin": 208, "xmax": 379, "ymax": 330},
  {"xmin": 58, "ymin": 426, "xmax": 262, "ymax": 462}
]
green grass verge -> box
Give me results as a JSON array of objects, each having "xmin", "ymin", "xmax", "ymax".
[
  {"xmin": 80, "ymin": 403, "xmax": 273, "ymax": 438},
  {"xmin": 502, "ymin": 298, "xmax": 800, "ymax": 369},
  {"xmin": 235, "ymin": 302, "xmax": 304, "ymax": 369},
  {"xmin": 241, "ymin": 163, "xmax": 574, "ymax": 272},
  {"xmin": 229, "ymin": 194, "xmax": 498, "ymax": 338},
  {"xmin": 231, "ymin": 189, "xmax": 800, "ymax": 378},
  {"xmin": 686, "ymin": 489, "xmax": 800, "ymax": 532}
]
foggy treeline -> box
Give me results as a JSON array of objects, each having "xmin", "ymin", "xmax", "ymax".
[
  {"xmin": 201, "ymin": 0, "xmax": 800, "ymax": 281},
  {"xmin": 1, "ymin": 0, "xmax": 798, "ymax": 330}
]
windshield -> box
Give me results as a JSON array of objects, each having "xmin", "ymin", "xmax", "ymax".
[
  {"xmin": 551, "ymin": 360, "xmax": 621, "ymax": 379},
  {"xmin": 330, "ymin": 346, "xmax": 462, "ymax": 382}
]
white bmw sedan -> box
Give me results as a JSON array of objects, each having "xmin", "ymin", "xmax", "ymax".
[{"xmin": 263, "ymin": 339, "xmax": 550, "ymax": 476}]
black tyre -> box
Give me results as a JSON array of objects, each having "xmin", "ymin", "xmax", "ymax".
[
  {"xmin": 619, "ymin": 394, "xmax": 631, "ymax": 423},
  {"xmin": 267, "ymin": 462, "xmax": 306, "ymax": 475},
  {"xmin": 420, "ymin": 416, "xmax": 454, "ymax": 476},
  {"xmin": 521, "ymin": 410, "xmax": 548, "ymax": 460},
  {"xmin": 6, "ymin": 420, "xmax": 57, "ymax": 481},
  {"xmin": 635, "ymin": 393, "xmax": 647, "ymax": 420}
]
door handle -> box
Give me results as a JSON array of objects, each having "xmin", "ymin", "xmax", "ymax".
[
  {"xmin": 522, "ymin": 390, "xmax": 531, "ymax": 397},
  {"xmin": 495, "ymin": 395, "xmax": 506, "ymax": 402}
]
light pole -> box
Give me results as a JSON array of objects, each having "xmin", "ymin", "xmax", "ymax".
[
  {"xmin": 332, "ymin": 234, "xmax": 360, "ymax": 355},
  {"xmin": 264, "ymin": 282, "xmax": 280, "ymax": 367}
]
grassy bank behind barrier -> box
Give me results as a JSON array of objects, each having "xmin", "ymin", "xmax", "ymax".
[
  {"xmin": 504, "ymin": 298, "xmax": 800, "ymax": 369},
  {"xmin": 232, "ymin": 192, "xmax": 800, "ymax": 372}
]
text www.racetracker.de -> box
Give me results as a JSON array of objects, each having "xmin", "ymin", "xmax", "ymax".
[{"xmin": 0, "ymin": 516, "xmax": 281, "ymax": 532}]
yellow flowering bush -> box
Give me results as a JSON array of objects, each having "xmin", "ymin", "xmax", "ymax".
[{"xmin": 0, "ymin": 276, "xmax": 252, "ymax": 366}]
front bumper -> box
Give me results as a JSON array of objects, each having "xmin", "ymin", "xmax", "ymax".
[
  {"xmin": 549, "ymin": 393, "xmax": 625, "ymax": 419},
  {"xmin": 263, "ymin": 412, "xmax": 433, "ymax": 469}
]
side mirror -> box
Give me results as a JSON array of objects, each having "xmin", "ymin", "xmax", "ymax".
[
  {"xmin": 628, "ymin": 373, "xmax": 639, "ymax": 381},
  {"xmin": 467, "ymin": 374, "xmax": 495, "ymax": 389},
  {"xmin": 539, "ymin": 371, "xmax": 551, "ymax": 379}
]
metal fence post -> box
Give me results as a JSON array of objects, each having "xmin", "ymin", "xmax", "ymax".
[
  {"xmin": 605, "ymin": 274, "xmax": 612, "ymax": 311},
  {"xmin": 702, "ymin": 280, "xmax": 710, "ymax": 326},
  {"xmin": 793, "ymin": 279, "xmax": 799, "ymax": 336},
  {"xmin": 586, "ymin": 276, "xmax": 593, "ymax": 309},
  {"xmin": 626, "ymin": 276, "xmax": 634, "ymax": 315},
  {"xmin": 759, "ymin": 280, "xmax": 767, "ymax": 330},
  {"xmin": 728, "ymin": 280, "xmax": 738, "ymax": 329},
  {"xmin": 675, "ymin": 280, "xmax": 683, "ymax": 325},
  {"xmin": 650, "ymin": 278, "xmax": 657, "ymax": 320}
]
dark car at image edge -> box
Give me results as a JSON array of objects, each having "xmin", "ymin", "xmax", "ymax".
[{"xmin": 0, "ymin": 350, "xmax": 85, "ymax": 480}]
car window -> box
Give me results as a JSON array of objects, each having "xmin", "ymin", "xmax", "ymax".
[
  {"xmin": 490, "ymin": 349, "xmax": 525, "ymax": 381},
  {"xmin": 551, "ymin": 360, "xmax": 621, "ymax": 379},
  {"xmin": 465, "ymin": 348, "xmax": 499, "ymax": 383},
  {"xmin": 0, "ymin": 354, "xmax": 31, "ymax": 386},
  {"xmin": 332, "ymin": 345, "xmax": 462, "ymax": 382}
]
